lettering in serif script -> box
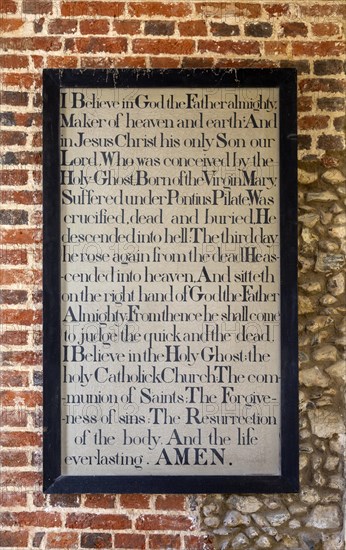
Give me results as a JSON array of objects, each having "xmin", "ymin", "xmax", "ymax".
[{"xmin": 60, "ymin": 87, "xmax": 281, "ymax": 475}]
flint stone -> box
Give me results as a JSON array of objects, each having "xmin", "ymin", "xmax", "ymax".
[
  {"xmin": 307, "ymin": 191, "xmax": 338, "ymax": 202},
  {"xmin": 315, "ymin": 253, "xmax": 345, "ymax": 272},
  {"xmin": 312, "ymin": 344, "xmax": 338, "ymax": 362},
  {"xmin": 298, "ymin": 169, "xmax": 318, "ymax": 185},
  {"xmin": 265, "ymin": 510, "xmax": 290, "ymax": 527},
  {"xmin": 227, "ymin": 496, "xmax": 262, "ymax": 514},
  {"xmin": 300, "ymin": 366, "xmax": 330, "ymax": 387},
  {"xmin": 327, "ymin": 272, "xmax": 345, "ymax": 296},
  {"xmin": 308, "ymin": 409, "xmax": 344, "ymax": 438},
  {"xmin": 231, "ymin": 533, "xmax": 249, "ymax": 548},
  {"xmin": 306, "ymin": 505, "xmax": 341, "ymax": 529},
  {"xmin": 322, "ymin": 168, "xmax": 346, "ymax": 185},
  {"xmin": 224, "ymin": 510, "xmax": 250, "ymax": 528}
]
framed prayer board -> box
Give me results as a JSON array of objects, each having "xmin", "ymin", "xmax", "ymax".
[{"xmin": 43, "ymin": 68, "xmax": 298, "ymax": 493}]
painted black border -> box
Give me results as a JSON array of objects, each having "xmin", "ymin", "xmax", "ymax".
[{"xmin": 43, "ymin": 69, "xmax": 298, "ymax": 494}]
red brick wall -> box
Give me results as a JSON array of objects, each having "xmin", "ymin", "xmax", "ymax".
[{"xmin": 0, "ymin": 2, "xmax": 345, "ymax": 549}]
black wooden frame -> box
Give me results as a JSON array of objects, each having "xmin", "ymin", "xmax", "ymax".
[{"xmin": 43, "ymin": 68, "xmax": 298, "ymax": 494}]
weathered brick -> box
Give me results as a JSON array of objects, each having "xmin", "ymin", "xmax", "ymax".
[
  {"xmin": 1, "ymin": 190, "xmax": 42, "ymax": 205},
  {"xmin": 0, "ymin": 492, "xmax": 27, "ymax": 507},
  {"xmin": 314, "ymin": 59, "xmax": 344, "ymax": 75},
  {"xmin": 195, "ymin": 2, "xmax": 261, "ymax": 18},
  {"xmin": 1, "ymin": 309, "xmax": 41, "ymax": 325},
  {"xmin": 178, "ymin": 21, "xmax": 207, "ymax": 36},
  {"xmin": 149, "ymin": 534, "xmax": 181, "ymax": 549},
  {"xmin": 0, "ymin": 248, "xmax": 27, "ymax": 265},
  {"xmin": 128, "ymin": 2, "xmax": 191, "ymax": 18},
  {"xmin": 0, "ymin": 410, "xmax": 28, "ymax": 428},
  {"xmin": 245, "ymin": 22, "xmax": 272, "ymax": 37},
  {"xmin": 65, "ymin": 37, "xmax": 127, "ymax": 53},
  {"xmin": 292, "ymin": 41, "xmax": 344, "ymax": 57},
  {"xmin": 182, "ymin": 57, "xmax": 214, "ymax": 68},
  {"xmin": 333, "ymin": 116, "xmax": 345, "ymax": 132},
  {"xmin": 46, "ymin": 532, "xmax": 79, "ymax": 549},
  {"xmin": 84, "ymin": 495, "xmax": 116, "ymax": 508},
  {"xmin": 184, "ymin": 535, "xmax": 215, "ymax": 550},
  {"xmin": 318, "ymin": 134, "xmax": 344, "ymax": 150},
  {"xmin": 0, "ymin": 431, "xmax": 41, "ymax": 447},
  {"xmin": 22, "ymin": 0, "xmax": 52, "ymax": 13},
  {"xmin": 1, "ymin": 73, "xmax": 36, "ymax": 88},
  {"xmin": 0, "ymin": 210, "xmax": 28, "ymax": 225},
  {"xmin": 264, "ymin": 42, "xmax": 288, "ymax": 55},
  {"xmin": 47, "ymin": 55, "xmax": 78, "ymax": 68},
  {"xmin": 48, "ymin": 18, "xmax": 78, "ymax": 34},
  {"xmin": 0, "ymin": 18, "xmax": 24, "ymax": 32},
  {"xmin": 0, "ymin": 471, "xmax": 41, "ymax": 488},
  {"xmin": 80, "ymin": 56, "xmax": 146, "ymax": 68},
  {"xmin": 0, "ymin": 511, "xmax": 61, "ymax": 528},
  {"xmin": 81, "ymin": 533, "xmax": 112, "ymax": 548},
  {"xmin": 120, "ymin": 494, "xmax": 150, "ymax": 509},
  {"xmin": 2, "ymin": 37, "xmax": 61, "ymax": 50},
  {"xmin": 61, "ymin": 1, "xmax": 124, "ymax": 17},
  {"xmin": 145, "ymin": 20, "xmax": 175, "ymax": 36},
  {"xmin": 0, "ymin": 369, "xmax": 29, "ymax": 386},
  {"xmin": 0, "ymin": 289, "xmax": 27, "ymax": 304},
  {"xmin": 0, "ymin": 0, "xmax": 17, "ymax": 13},
  {"xmin": 0, "ymin": 330, "xmax": 28, "ymax": 345},
  {"xmin": 50, "ymin": 494, "xmax": 81, "ymax": 507},
  {"xmin": 113, "ymin": 533, "xmax": 145, "ymax": 549},
  {"xmin": 317, "ymin": 97, "xmax": 345, "ymax": 111},
  {"xmin": 300, "ymin": 3, "xmax": 346, "ymax": 17},
  {"xmin": 312, "ymin": 23, "xmax": 341, "ymax": 36},
  {"xmin": 280, "ymin": 60, "xmax": 310, "ymax": 74},
  {"xmin": 2, "ymin": 151, "xmax": 42, "ymax": 165},
  {"xmin": 80, "ymin": 20, "xmax": 109, "ymax": 35},
  {"xmin": 298, "ymin": 135, "xmax": 312, "ymax": 150},
  {"xmin": 199, "ymin": 40, "xmax": 260, "ymax": 55},
  {"xmin": 210, "ymin": 22, "xmax": 240, "ymax": 36},
  {"xmin": 136, "ymin": 514, "xmax": 193, "ymax": 531},
  {"xmin": 112, "ymin": 20, "xmax": 140, "ymax": 35},
  {"xmin": 149, "ymin": 56, "xmax": 180, "ymax": 68},
  {"xmin": 0, "ymin": 450, "xmax": 28, "ymax": 467},
  {"xmin": 0, "ymin": 91, "xmax": 28, "ymax": 106},
  {"xmin": 0, "ymin": 269, "xmax": 41, "ymax": 285},
  {"xmin": 281, "ymin": 22, "xmax": 308, "ymax": 37},
  {"xmin": 155, "ymin": 495, "xmax": 185, "ymax": 510},
  {"xmin": 0, "ymin": 531, "xmax": 28, "ymax": 548},
  {"xmin": 133, "ymin": 38, "xmax": 194, "ymax": 55},
  {"xmin": 299, "ymin": 115, "xmax": 330, "ymax": 131},
  {"xmin": 66, "ymin": 513, "xmax": 131, "ymax": 530},
  {"xmin": 0, "ymin": 169, "xmax": 28, "ymax": 186},
  {"xmin": 264, "ymin": 3, "xmax": 289, "ymax": 16},
  {"xmin": 299, "ymin": 78, "xmax": 345, "ymax": 94},
  {"xmin": 298, "ymin": 96, "xmax": 313, "ymax": 112}
]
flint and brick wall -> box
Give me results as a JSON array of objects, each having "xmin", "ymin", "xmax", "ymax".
[{"xmin": 0, "ymin": 1, "xmax": 345, "ymax": 549}]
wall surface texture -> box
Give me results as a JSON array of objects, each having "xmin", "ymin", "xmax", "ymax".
[{"xmin": 0, "ymin": 1, "xmax": 345, "ymax": 549}]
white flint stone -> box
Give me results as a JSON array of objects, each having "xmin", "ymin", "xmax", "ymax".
[
  {"xmin": 256, "ymin": 535, "xmax": 272, "ymax": 548},
  {"xmin": 224, "ymin": 510, "xmax": 250, "ymax": 528},
  {"xmin": 265, "ymin": 510, "xmax": 290, "ymax": 527},
  {"xmin": 231, "ymin": 533, "xmax": 249, "ymax": 548},
  {"xmin": 300, "ymin": 487, "xmax": 319, "ymax": 504},
  {"xmin": 312, "ymin": 344, "xmax": 338, "ymax": 362},
  {"xmin": 298, "ymin": 212, "xmax": 320, "ymax": 227},
  {"xmin": 300, "ymin": 281, "xmax": 322, "ymax": 293},
  {"xmin": 308, "ymin": 409, "xmax": 344, "ymax": 438},
  {"xmin": 300, "ymin": 366, "xmax": 330, "ymax": 387},
  {"xmin": 298, "ymin": 168, "xmax": 318, "ymax": 185},
  {"xmin": 322, "ymin": 168, "xmax": 346, "ymax": 185},
  {"xmin": 315, "ymin": 252, "xmax": 345, "ymax": 272},
  {"xmin": 327, "ymin": 272, "xmax": 345, "ymax": 296},
  {"xmin": 204, "ymin": 515, "xmax": 220, "ymax": 528},
  {"xmin": 320, "ymin": 293, "xmax": 337, "ymax": 305},
  {"xmin": 306, "ymin": 505, "xmax": 341, "ymax": 529},
  {"xmin": 228, "ymin": 496, "xmax": 262, "ymax": 514},
  {"xmin": 307, "ymin": 191, "xmax": 338, "ymax": 202},
  {"xmin": 334, "ymin": 212, "xmax": 346, "ymax": 225}
]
